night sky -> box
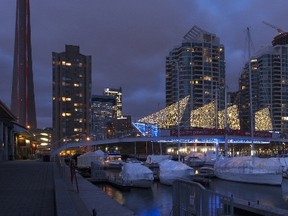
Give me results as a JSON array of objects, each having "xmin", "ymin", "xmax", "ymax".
[{"xmin": 1, "ymin": 0, "xmax": 287, "ymax": 128}]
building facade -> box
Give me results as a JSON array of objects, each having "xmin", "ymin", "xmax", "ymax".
[
  {"xmin": 103, "ymin": 87, "xmax": 123, "ymax": 118},
  {"xmin": 165, "ymin": 26, "xmax": 225, "ymax": 128},
  {"xmin": 239, "ymin": 32, "xmax": 288, "ymax": 135},
  {"xmin": 90, "ymin": 95, "xmax": 116, "ymax": 140},
  {"xmin": 52, "ymin": 45, "xmax": 91, "ymax": 147},
  {"xmin": 11, "ymin": 0, "xmax": 37, "ymax": 129}
]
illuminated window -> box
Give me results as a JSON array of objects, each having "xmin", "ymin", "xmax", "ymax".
[
  {"xmin": 74, "ymin": 128, "xmax": 82, "ymax": 132},
  {"xmin": 40, "ymin": 137, "xmax": 49, "ymax": 142},
  {"xmin": 203, "ymin": 76, "xmax": 211, "ymax": 81}
]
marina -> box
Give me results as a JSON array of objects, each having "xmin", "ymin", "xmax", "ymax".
[
  {"xmin": 93, "ymin": 174, "xmax": 288, "ymax": 216},
  {"xmin": 84, "ymin": 161, "xmax": 288, "ymax": 215}
]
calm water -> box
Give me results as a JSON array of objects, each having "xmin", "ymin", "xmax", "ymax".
[
  {"xmin": 210, "ymin": 178, "xmax": 288, "ymax": 210},
  {"xmin": 95, "ymin": 172, "xmax": 288, "ymax": 216},
  {"xmin": 98, "ymin": 182, "xmax": 173, "ymax": 216}
]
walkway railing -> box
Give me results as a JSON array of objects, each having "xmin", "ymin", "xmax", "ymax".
[{"xmin": 172, "ymin": 179, "xmax": 234, "ymax": 216}]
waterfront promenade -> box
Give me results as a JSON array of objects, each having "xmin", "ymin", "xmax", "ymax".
[{"xmin": 0, "ymin": 160, "xmax": 135, "ymax": 216}]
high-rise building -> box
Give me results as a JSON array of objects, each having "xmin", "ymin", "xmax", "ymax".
[
  {"xmin": 52, "ymin": 45, "xmax": 91, "ymax": 147},
  {"xmin": 103, "ymin": 87, "xmax": 123, "ymax": 118},
  {"xmin": 238, "ymin": 59, "xmax": 259, "ymax": 131},
  {"xmin": 11, "ymin": 0, "xmax": 37, "ymax": 129},
  {"xmin": 165, "ymin": 26, "xmax": 225, "ymax": 128},
  {"xmin": 239, "ymin": 32, "xmax": 288, "ymax": 134},
  {"xmin": 90, "ymin": 95, "xmax": 116, "ymax": 140}
]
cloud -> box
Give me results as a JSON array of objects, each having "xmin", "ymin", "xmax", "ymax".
[{"xmin": 1, "ymin": 0, "xmax": 287, "ymax": 128}]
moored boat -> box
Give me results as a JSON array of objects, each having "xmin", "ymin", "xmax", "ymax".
[
  {"xmin": 104, "ymin": 153, "xmax": 124, "ymax": 169},
  {"xmin": 77, "ymin": 150, "xmax": 105, "ymax": 168},
  {"xmin": 214, "ymin": 156, "xmax": 283, "ymax": 186},
  {"xmin": 120, "ymin": 162, "xmax": 154, "ymax": 188},
  {"xmin": 185, "ymin": 155, "xmax": 205, "ymax": 167},
  {"xmin": 158, "ymin": 159, "xmax": 194, "ymax": 185},
  {"xmin": 197, "ymin": 166, "xmax": 215, "ymax": 178}
]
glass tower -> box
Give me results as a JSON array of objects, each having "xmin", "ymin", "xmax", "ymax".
[
  {"xmin": 239, "ymin": 32, "xmax": 288, "ymax": 134},
  {"xmin": 165, "ymin": 26, "xmax": 225, "ymax": 128}
]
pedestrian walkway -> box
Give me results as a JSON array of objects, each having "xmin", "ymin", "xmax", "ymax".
[
  {"xmin": 0, "ymin": 160, "xmax": 55, "ymax": 216},
  {"xmin": 55, "ymin": 158, "xmax": 135, "ymax": 216},
  {"xmin": 0, "ymin": 160, "xmax": 135, "ymax": 216}
]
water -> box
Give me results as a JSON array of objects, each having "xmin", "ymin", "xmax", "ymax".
[
  {"xmin": 97, "ymin": 182, "xmax": 173, "ymax": 216},
  {"xmin": 209, "ymin": 178, "xmax": 288, "ymax": 210},
  {"xmin": 95, "ymin": 173, "xmax": 288, "ymax": 216}
]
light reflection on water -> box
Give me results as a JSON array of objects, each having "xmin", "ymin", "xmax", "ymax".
[
  {"xmin": 97, "ymin": 182, "xmax": 173, "ymax": 216},
  {"xmin": 209, "ymin": 178, "xmax": 288, "ymax": 210},
  {"xmin": 95, "ymin": 170, "xmax": 288, "ymax": 215}
]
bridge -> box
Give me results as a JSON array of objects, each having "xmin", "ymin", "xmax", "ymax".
[
  {"xmin": 51, "ymin": 97, "xmax": 287, "ymax": 157},
  {"xmin": 50, "ymin": 129, "xmax": 288, "ymax": 158}
]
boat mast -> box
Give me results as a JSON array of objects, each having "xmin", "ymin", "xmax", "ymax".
[
  {"xmin": 224, "ymin": 85, "xmax": 228, "ymax": 157},
  {"xmin": 247, "ymin": 27, "xmax": 255, "ymax": 159},
  {"xmin": 175, "ymin": 61, "xmax": 181, "ymax": 162}
]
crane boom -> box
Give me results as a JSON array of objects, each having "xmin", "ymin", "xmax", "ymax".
[{"xmin": 263, "ymin": 21, "xmax": 285, "ymax": 34}]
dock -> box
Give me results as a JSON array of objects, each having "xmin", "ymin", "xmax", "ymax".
[
  {"xmin": 173, "ymin": 179, "xmax": 288, "ymax": 216},
  {"xmin": 56, "ymin": 160, "xmax": 135, "ymax": 216},
  {"xmin": 225, "ymin": 196, "xmax": 288, "ymax": 216},
  {"xmin": 191, "ymin": 176, "xmax": 211, "ymax": 187}
]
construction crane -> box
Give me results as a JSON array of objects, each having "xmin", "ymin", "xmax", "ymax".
[{"xmin": 263, "ymin": 21, "xmax": 285, "ymax": 34}]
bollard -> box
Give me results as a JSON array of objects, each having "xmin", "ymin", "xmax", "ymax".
[{"xmin": 92, "ymin": 208, "xmax": 97, "ymax": 216}]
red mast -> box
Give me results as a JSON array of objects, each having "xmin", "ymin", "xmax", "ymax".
[{"xmin": 11, "ymin": 0, "xmax": 37, "ymax": 129}]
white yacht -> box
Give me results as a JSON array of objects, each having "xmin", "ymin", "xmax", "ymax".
[
  {"xmin": 214, "ymin": 28, "xmax": 283, "ymax": 186},
  {"xmin": 120, "ymin": 162, "xmax": 154, "ymax": 188},
  {"xmin": 158, "ymin": 159, "xmax": 194, "ymax": 186},
  {"xmin": 214, "ymin": 156, "xmax": 283, "ymax": 186},
  {"xmin": 77, "ymin": 150, "xmax": 105, "ymax": 168},
  {"xmin": 104, "ymin": 153, "xmax": 124, "ymax": 169}
]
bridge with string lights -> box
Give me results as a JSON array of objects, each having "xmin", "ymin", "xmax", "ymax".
[{"xmin": 51, "ymin": 96, "xmax": 288, "ymax": 157}]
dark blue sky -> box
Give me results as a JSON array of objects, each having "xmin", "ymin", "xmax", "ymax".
[{"xmin": 1, "ymin": 0, "xmax": 287, "ymax": 128}]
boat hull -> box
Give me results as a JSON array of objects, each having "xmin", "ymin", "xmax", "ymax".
[
  {"xmin": 129, "ymin": 179, "xmax": 153, "ymax": 188},
  {"xmin": 159, "ymin": 170, "xmax": 194, "ymax": 186},
  {"xmin": 215, "ymin": 172, "xmax": 283, "ymax": 186}
]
